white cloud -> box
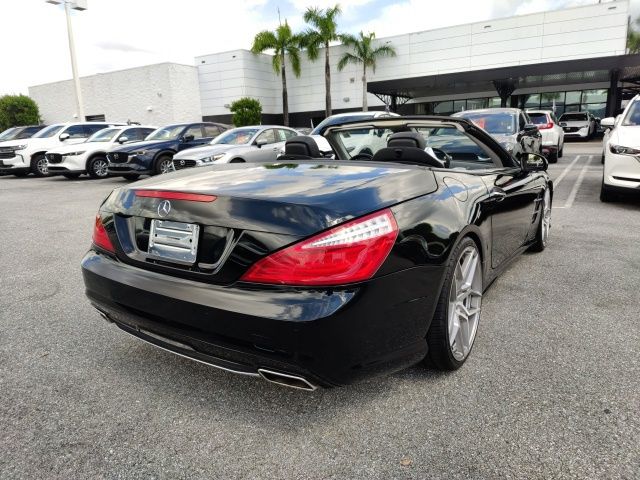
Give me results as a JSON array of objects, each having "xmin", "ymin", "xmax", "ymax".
[{"xmin": 2, "ymin": 0, "xmax": 638, "ymax": 96}]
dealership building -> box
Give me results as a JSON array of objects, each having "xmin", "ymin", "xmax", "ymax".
[{"xmin": 30, "ymin": 0, "xmax": 639, "ymax": 127}]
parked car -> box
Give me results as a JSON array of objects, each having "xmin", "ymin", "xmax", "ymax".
[
  {"xmin": 558, "ymin": 111, "xmax": 597, "ymax": 140},
  {"xmin": 106, "ymin": 122, "xmax": 227, "ymax": 178},
  {"xmin": 45, "ymin": 125, "xmax": 156, "ymax": 179},
  {"xmin": 526, "ymin": 110, "xmax": 564, "ymax": 163},
  {"xmin": 600, "ymin": 114, "xmax": 622, "ymax": 164},
  {"xmin": 0, "ymin": 122, "xmax": 124, "ymax": 177},
  {"xmin": 453, "ymin": 108, "xmax": 542, "ymax": 160},
  {"xmin": 599, "ymin": 95, "xmax": 640, "ymax": 202},
  {"xmin": 172, "ymin": 126, "xmax": 298, "ymax": 170},
  {"xmin": 0, "ymin": 125, "xmax": 48, "ymax": 142},
  {"xmin": 82, "ymin": 116, "xmax": 552, "ymax": 390},
  {"xmin": 307, "ymin": 111, "xmax": 400, "ymax": 156}
]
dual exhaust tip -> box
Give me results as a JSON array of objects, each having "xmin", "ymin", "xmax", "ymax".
[
  {"xmin": 92, "ymin": 304, "xmax": 318, "ymax": 391},
  {"xmin": 258, "ymin": 368, "xmax": 318, "ymax": 391}
]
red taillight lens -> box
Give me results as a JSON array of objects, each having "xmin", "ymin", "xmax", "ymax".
[
  {"xmin": 538, "ymin": 122, "xmax": 554, "ymax": 129},
  {"xmin": 92, "ymin": 215, "xmax": 115, "ymax": 253},
  {"xmin": 240, "ymin": 209, "xmax": 399, "ymax": 286}
]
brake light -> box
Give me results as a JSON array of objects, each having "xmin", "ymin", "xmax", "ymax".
[
  {"xmin": 538, "ymin": 122, "xmax": 554, "ymax": 129},
  {"xmin": 92, "ymin": 215, "xmax": 115, "ymax": 253},
  {"xmin": 240, "ymin": 209, "xmax": 398, "ymax": 286},
  {"xmin": 135, "ymin": 190, "xmax": 217, "ymax": 202}
]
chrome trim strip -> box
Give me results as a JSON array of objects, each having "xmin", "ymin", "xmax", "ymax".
[{"xmin": 258, "ymin": 368, "xmax": 318, "ymax": 391}]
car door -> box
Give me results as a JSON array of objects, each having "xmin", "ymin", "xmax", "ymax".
[
  {"xmin": 178, "ymin": 124, "xmax": 207, "ymax": 151},
  {"xmin": 250, "ymin": 129, "xmax": 280, "ymax": 162},
  {"xmin": 481, "ymin": 164, "xmax": 543, "ymax": 268},
  {"xmin": 60, "ymin": 124, "xmax": 89, "ymax": 145},
  {"xmin": 203, "ymin": 124, "xmax": 223, "ymax": 142}
]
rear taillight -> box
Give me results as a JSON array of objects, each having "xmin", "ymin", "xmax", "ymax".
[
  {"xmin": 538, "ymin": 122, "xmax": 554, "ymax": 129},
  {"xmin": 92, "ymin": 215, "xmax": 115, "ymax": 253},
  {"xmin": 240, "ymin": 209, "xmax": 399, "ymax": 286}
]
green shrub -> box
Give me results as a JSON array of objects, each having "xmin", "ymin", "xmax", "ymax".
[
  {"xmin": 230, "ymin": 97, "xmax": 262, "ymax": 127},
  {"xmin": 0, "ymin": 95, "xmax": 40, "ymax": 131}
]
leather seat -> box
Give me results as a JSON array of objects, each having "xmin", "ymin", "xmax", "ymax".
[
  {"xmin": 279, "ymin": 136, "xmax": 322, "ymax": 160},
  {"xmin": 370, "ymin": 132, "xmax": 445, "ymax": 168}
]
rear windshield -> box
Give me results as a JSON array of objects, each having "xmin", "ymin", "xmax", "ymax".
[
  {"xmin": 560, "ymin": 113, "xmax": 587, "ymax": 121},
  {"xmin": 528, "ymin": 113, "xmax": 549, "ymax": 125}
]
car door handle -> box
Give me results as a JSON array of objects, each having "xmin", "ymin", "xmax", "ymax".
[{"xmin": 484, "ymin": 187, "xmax": 507, "ymax": 203}]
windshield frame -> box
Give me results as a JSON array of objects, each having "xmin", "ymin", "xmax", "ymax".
[
  {"xmin": 145, "ymin": 125, "xmax": 187, "ymax": 141},
  {"xmin": 32, "ymin": 125, "xmax": 65, "ymax": 139},
  {"xmin": 212, "ymin": 127, "xmax": 260, "ymax": 145},
  {"xmin": 86, "ymin": 128, "xmax": 121, "ymax": 143}
]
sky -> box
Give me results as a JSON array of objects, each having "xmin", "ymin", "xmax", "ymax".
[{"xmin": 2, "ymin": 0, "xmax": 639, "ymax": 96}]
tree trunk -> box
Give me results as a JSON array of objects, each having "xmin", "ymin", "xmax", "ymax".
[
  {"xmin": 281, "ymin": 53, "xmax": 289, "ymax": 126},
  {"xmin": 362, "ymin": 66, "xmax": 368, "ymax": 111},
  {"xmin": 325, "ymin": 42, "xmax": 332, "ymax": 117}
]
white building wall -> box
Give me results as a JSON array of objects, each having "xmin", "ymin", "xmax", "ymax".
[
  {"xmin": 197, "ymin": 0, "xmax": 629, "ymax": 118},
  {"xmin": 29, "ymin": 63, "xmax": 202, "ymax": 125}
]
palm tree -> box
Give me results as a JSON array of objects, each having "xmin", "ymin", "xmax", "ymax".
[
  {"xmin": 627, "ymin": 16, "xmax": 640, "ymax": 54},
  {"xmin": 337, "ymin": 32, "xmax": 396, "ymax": 111},
  {"xmin": 251, "ymin": 22, "xmax": 301, "ymax": 126},
  {"xmin": 301, "ymin": 4, "xmax": 342, "ymax": 117}
]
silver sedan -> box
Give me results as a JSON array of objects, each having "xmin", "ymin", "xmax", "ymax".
[{"xmin": 172, "ymin": 125, "xmax": 299, "ymax": 169}]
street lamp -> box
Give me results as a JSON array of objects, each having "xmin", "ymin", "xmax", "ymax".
[{"xmin": 45, "ymin": 0, "xmax": 87, "ymax": 121}]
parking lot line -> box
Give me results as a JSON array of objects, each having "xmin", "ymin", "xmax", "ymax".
[
  {"xmin": 563, "ymin": 155, "xmax": 593, "ymax": 209},
  {"xmin": 552, "ymin": 154, "xmax": 582, "ymax": 188}
]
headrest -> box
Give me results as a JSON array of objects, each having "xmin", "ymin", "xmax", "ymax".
[
  {"xmin": 387, "ymin": 132, "xmax": 427, "ymax": 149},
  {"xmin": 282, "ymin": 135, "xmax": 322, "ymax": 159},
  {"xmin": 371, "ymin": 146, "xmax": 445, "ymax": 168}
]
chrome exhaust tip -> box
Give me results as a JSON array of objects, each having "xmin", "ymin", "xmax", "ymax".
[{"xmin": 258, "ymin": 368, "xmax": 318, "ymax": 391}]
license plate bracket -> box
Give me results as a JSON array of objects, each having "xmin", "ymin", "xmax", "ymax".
[{"xmin": 148, "ymin": 219, "xmax": 200, "ymax": 265}]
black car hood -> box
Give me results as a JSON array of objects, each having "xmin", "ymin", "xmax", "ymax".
[
  {"xmin": 110, "ymin": 139, "xmax": 172, "ymax": 152},
  {"xmin": 104, "ymin": 161, "xmax": 438, "ymax": 235}
]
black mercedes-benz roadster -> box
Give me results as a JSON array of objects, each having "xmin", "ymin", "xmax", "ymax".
[{"xmin": 82, "ymin": 116, "xmax": 552, "ymax": 390}]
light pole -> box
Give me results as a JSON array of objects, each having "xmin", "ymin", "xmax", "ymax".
[{"xmin": 46, "ymin": 0, "xmax": 87, "ymax": 121}]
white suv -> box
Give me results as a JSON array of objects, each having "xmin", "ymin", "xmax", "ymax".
[
  {"xmin": 526, "ymin": 110, "xmax": 564, "ymax": 163},
  {"xmin": 600, "ymin": 95, "xmax": 640, "ymax": 202},
  {"xmin": 46, "ymin": 125, "xmax": 156, "ymax": 179},
  {"xmin": 0, "ymin": 122, "xmax": 124, "ymax": 177}
]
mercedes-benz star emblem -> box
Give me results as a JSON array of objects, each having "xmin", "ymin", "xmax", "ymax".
[
  {"xmin": 158, "ymin": 200, "xmax": 171, "ymax": 218},
  {"xmin": 179, "ymin": 160, "xmax": 185, "ymax": 166}
]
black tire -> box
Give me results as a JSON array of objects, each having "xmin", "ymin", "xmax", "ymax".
[
  {"xmin": 13, "ymin": 171, "xmax": 28, "ymax": 177},
  {"xmin": 30, "ymin": 154, "xmax": 49, "ymax": 177},
  {"xmin": 63, "ymin": 173, "xmax": 81, "ymax": 179},
  {"xmin": 154, "ymin": 155, "xmax": 173, "ymax": 175},
  {"xmin": 558, "ymin": 144, "xmax": 563, "ymax": 158},
  {"xmin": 529, "ymin": 188, "xmax": 551, "ymax": 252},
  {"xmin": 425, "ymin": 237, "xmax": 482, "ymax": 371},
  {"xmin": 600, "ymin": 178, "xmax": 615, "ymax": 202},
  {"xmin": 123, "ymin": 174, "xmax": 140, "ymax": 181},
  {"xmin": 547, "ymin": 149, "xmax": 558, "ymax": 164},
  {"xmin": 87, "ymin": 155, "xmax": 109, "ymax": 179},
  {"xmin": 229, "ymin": 158, "xmax": 245, "ymax": 163},
  {"xmin": 601, "ymin": 153, "xmax": 605, "ymax": 164}
]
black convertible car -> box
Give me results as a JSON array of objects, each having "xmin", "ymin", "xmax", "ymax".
[{"xmin": 82, "ymin": 117, "xmax": 552, "ymax": 390}]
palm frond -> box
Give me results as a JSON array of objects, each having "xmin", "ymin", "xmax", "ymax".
[{"xmin": 337, "ymin": 52, "xmax": 360, "ymax": 71}]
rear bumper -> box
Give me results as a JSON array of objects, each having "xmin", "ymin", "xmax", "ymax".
[{"xmin": 81, "ymin": 250, "xmax": 444, "ymax": 387}]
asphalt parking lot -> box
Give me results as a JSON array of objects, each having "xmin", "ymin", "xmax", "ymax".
[{"xmin": 1, "ymin": 142, "xmax": 639, "ymax": 479}]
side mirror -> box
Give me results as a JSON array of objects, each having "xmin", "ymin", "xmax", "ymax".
[
  {"xmin": 59, "ymin": 132, "xmax": 70, "ymax": 141},
  {"xmin": 118, "ymin": 136, "xmax": 129, "ymax": 143},
  {"xmin": 522, "ymin": 153, "xmax": 548, "ymax": 172},
  {"xmin": 600, "ymin": 117, "xmax": 615, "ymax": 129},
  {"xmin": 182, "ymin": 134, "xmax": 195, "ymax": 143},
  {"xmin": 523, "ymin": 123, "xmax": 538, "ymax": 133},
  {"xmin": 255, "ymin": 139, "xmax": 268, "ymax": 148}
]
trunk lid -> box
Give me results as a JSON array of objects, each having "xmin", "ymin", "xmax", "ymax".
[{"xmin": 104, "ymin": 161, "xmax": 437, "ymax": 235}]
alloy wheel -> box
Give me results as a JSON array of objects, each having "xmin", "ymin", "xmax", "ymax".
[
  {"xmin": 448, "ymin": 245, "xmax": 482, "ymax": 361},
  {"xmin": 93, "ymin": 159, "xmax": 108, "ymax": 177},
  {"xmin": 37, "ymin": 157, "xmax": 48, "ymax": 175},
  {"xmin": 159, "ymin": 159, "xmax": 173, "ymax": 174},
  {"xmin": 541, "ymin": 189, "xmax": 551, "ymax": 246}
]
